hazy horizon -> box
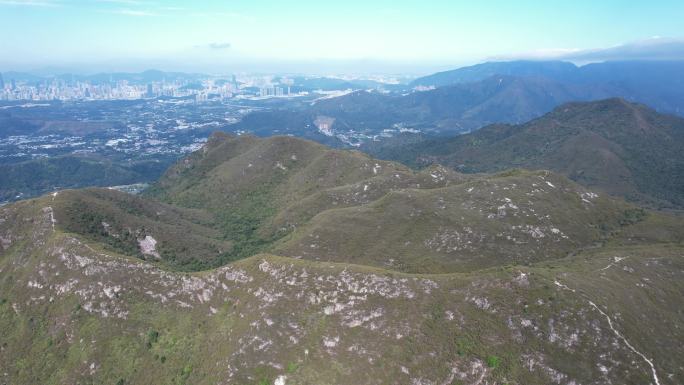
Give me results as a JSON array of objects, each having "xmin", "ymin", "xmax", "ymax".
[{"xmin": 2, "ymin": 0, "xmax": 684, "ymax": 74}]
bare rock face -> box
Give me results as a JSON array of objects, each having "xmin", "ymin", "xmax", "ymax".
[{"xmin": 139, "ymin": 235, "xmax": 161, "ymax": 259}]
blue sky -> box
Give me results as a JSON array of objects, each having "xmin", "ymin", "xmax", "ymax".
[{"xmin": 1, "ymin": 0, "xmax": 683, "ymax": 73}]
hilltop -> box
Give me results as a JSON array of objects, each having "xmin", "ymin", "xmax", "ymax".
[{"xmin": 370, "ymin": 98, "xmax": 684, "ymax": 208}]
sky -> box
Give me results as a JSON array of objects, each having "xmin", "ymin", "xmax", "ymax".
[{"xmin": 1, "ymin": 0, "xmax": 683, "ymax": 74}]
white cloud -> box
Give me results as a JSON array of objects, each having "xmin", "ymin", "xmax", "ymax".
[
  {"xmin": 565, "ymin": 37, "xmax": 684, "ymax": 61},
  {"xmin": 0, "ymin": 0, "xmax": 60, "ymax": 6},
  {"xmin": 107, "ymin": 8, "xmax": 156, "ymax": 17},
  {"xmin": 208, "ymin": 42, "xmax": 231, "ymax": 50},
  {"xmin": 95, "ymin": 0, "xmax": 144, "ymax": 4},
  {"xmin": 188, "ymin": 11, "xmax": 255, "ymax": 22},
  {"xmin": 494, "ymin": 37, "xmax": 684, "ymax": 62}
]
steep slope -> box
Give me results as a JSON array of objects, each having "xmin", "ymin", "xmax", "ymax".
[
  {"xmin": 51, "ymin": 188, "xmax": 232, "ymax": 271},
  {"xmin": 373, "ymin": 99, "xmax": 684, "ymax": 208},
  {"xmin": 0, "ymin": 195, "xmax": 682, "ymax": 384}
]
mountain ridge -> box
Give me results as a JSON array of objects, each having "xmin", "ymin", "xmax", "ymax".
[
  {"xmin": 231, "ymin": 62, "xmax": 684, "ymax": 144},
  {"xmin": 368, "ymin": 98, "xmax": 684, "ymax": 208},
  {"xmin": 410, "ymin": 60, "xmax": 579, "ymax": 87},
  {"xmin": 0, "ymin": 184, "xmax": 682, "ymax": 384}
]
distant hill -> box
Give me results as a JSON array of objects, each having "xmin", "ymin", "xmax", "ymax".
[
  {"xmin": 369, "ymin": 98, "xmax": 684, "ymax": 208},
  {"xmin": 410, "ymin": 60, "xmax": 684, "ymax": 116},
  {"xmin": 284, "ymin": 76, "xmax": 399, "ymax": 92},
  {"xmin": 231, "ymin": 75, "xmax": 602, "ymax": 139},
  {"xmin": 0, "ymin": 71, "xmax": 46, "ymax": 82},
  {"xmin": 0, "ymin": 155, "xmax": 170, "ymax": 202},
  {"xmin": 0, "ymin": 110, "xmax": 124, "ymax": 138},
  {"xmin": 231, "ymin": 61, "xmax": 684, "ymax": 142},
  {"xmin": 410, "ymin": 60, "xmax": 578, "ymax": 87}
]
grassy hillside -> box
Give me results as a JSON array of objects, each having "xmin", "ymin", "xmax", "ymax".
[
  {"xmin": 144, "ymin": 133, "xmax": 469, "ymax": 269},
  {"xmin": 0, "ymin": 133, "xmax": 682, "ymax": 384},
  {"xmin": 0, "ymin": 197, "xmax": 682, "ymax": 384},
  {"xmin": 51, "ymin": 188, "xmax": 232, "ymax": 271},
  {"xmin": 371, "ymin": 98, "xmax": 684, "ymax": 208},
  {"xmin": 16, "ymin": 133, "xmax": 667, "ymax": 276},
  {"xmin": 273, "ymin": 169, "xmax": 682, "ymax": 272}
]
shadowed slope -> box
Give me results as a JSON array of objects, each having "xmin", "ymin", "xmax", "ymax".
[{"xmin": 372, "ymin": 99, "xmax": 684, "ymax": 208}]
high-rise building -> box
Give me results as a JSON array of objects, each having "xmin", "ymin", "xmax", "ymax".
[
  {"xmin": 11, "ymin": 79, "xmax": 16, "ymax": 90},
  {"xmin": 0, "ymin": 73, "xmax": 4, "ymax": 89}
]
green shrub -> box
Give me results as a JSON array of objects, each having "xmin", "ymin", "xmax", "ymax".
[
  {"xmin": 486, "ymin": 355, "xmax": 501, "ymax": 368},
  {"xmin": 146, "ymin": 329, "xmax": 159, "ymax": 348},
  {"xmin": 287, "ymin": 361, "xmax": 299, "ymax": 373}
]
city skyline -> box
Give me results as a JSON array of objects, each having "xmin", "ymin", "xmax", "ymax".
[{"xmin": 1, "ymin": 0, "xmax": 684, "ymax": 74}]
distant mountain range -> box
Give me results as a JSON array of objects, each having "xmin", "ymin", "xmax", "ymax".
[
  {"xmin": 411, "ymin": 60, "xmax": 684, "ymax": 90},
  {"xmin": 367, "ymin": 98, "xmax": 684, "ymax": 208},
  {"xmin": 230, "ymin": 60, "xmax": 684, "ymax": 140},
  {"xmin": 232, "ymin": 75, "xmax": 582, "ymax": 138},
  {"xmin": 410, "ymin": 60, "xmax": 684, "ymax": 117},
  {"xmin": 410, "ymin": 60, "xmax": 580, "ymax": 87}
]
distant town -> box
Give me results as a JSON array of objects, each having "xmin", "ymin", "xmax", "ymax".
[
  {"xmin": 0, "ymin": 73, "xmax": 311, "ymax": 102},
  {"xmin": 0, "ymin": 71, "xmax": 406, "ymax": 103}
]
